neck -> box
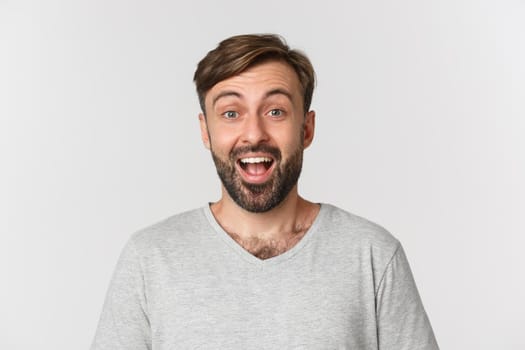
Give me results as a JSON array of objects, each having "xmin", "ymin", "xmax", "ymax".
[{"xmin": 210, "ymin": 185, "xmax": 319, "ymax": 241}]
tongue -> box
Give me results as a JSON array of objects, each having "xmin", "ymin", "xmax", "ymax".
[{"xmin": 245, "ymin": 163, "xmax": 267, "ymax": 175}]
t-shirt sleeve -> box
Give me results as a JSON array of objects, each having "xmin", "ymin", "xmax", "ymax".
[
  {"xmin": 91, "ymin": 238, "xmax": 152, "ymax": 350},
  {"xmin": 375, "ymin": 244, "xmax": 439, "ymax": 350}
]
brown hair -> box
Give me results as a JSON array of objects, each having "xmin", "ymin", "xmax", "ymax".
[{"xmin": 193, "ymin": 34, "xmax": 316, "ymax": 115}]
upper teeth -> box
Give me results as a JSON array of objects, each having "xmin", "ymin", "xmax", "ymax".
[{"xmin": 240, "ymin": 157, "xmax": 272, "ymax": 164}]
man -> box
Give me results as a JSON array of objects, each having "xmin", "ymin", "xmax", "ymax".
[{"xmin": 92, "ymin": 34, "xmax": 439, "ymax": 349}]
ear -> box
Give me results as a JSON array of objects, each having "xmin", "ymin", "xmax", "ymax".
[
  {"xmin": 303, "ymin": 110, "xmax": 316, "ymax": 149},
  {"xmin": 199, "ymin": 113, "xmax": 211, "ymax": 149}
]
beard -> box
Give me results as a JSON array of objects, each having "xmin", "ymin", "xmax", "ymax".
[{"xmin": 211, "ymin": 141, "xmax": 304, "ymax": 213}]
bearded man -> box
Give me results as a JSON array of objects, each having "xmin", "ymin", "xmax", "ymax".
[{"xmin": 91, "ymin": 34, "xmax": 439, "ymax": 349}]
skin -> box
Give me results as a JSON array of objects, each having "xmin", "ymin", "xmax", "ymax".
[{"xmin": 199, "ymin": 60, "xmax": 320, "ymax": 259}]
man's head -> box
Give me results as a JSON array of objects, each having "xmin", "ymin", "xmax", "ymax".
[{"xmin": 194, "ymin": 34, "xmax": 316, "ymax": 213}]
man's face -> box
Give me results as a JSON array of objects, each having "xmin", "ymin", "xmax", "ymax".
[{"xmin": 199, "ymin": 60, "xmax": 315, "ymax": 213}]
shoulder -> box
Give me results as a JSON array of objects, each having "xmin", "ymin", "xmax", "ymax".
[
  {"xmin": 316, "ymin": 204, "xmax": 401, "ymax": 268},
  {"xmin": 126, "ymin": 206, "xmax": 209, "ymax": 257},
  {"xmin": 315, "ymin": 204, "xmax": 406, "ymax": 291},
  {"xmin": 320, "ymin": 203, "xmax": 399, "ymax": 250}
]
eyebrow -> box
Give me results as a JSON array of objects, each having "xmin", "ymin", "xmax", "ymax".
[
  {"xmin": 211, "ymin": 88, "xmax": 294, "ymax": 108},
  {"xmin": 265, "ymin": 88, "xmax": 293, "ymax": 102},
  {"xmin": 212, "ymin": 91, "xmax": 241, "ymax": 107}
]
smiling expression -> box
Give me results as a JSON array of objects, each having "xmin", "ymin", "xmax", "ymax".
[{"xmin": 199, "ymin": 60, "xmax": 315, "ymax": 212}]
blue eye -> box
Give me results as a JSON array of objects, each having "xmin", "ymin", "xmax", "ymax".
[
  {"xmin": 223, "ymin": 111, "xmax": 239, "ymax": 119},
  {"xmin": 268, "ymin": 109, "xmax": 283, "ymax": 117}
]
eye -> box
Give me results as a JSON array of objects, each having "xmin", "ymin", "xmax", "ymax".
[
  {"xmin": 222, "ymin": 111, "xmax": 239, "ymax": 119},
  {"xmin": 268, "ymin": 109, "xmax": 284, "ymax": 117}
]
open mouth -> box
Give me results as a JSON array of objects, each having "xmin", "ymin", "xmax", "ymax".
[{"xmin": 236, "ymin": 156, "xmax": 275, "ymax": 183}]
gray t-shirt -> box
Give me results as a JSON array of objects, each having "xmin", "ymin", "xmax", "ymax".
[{"xmin": 91, "ymin": 204, "xmax": 438, "ymax": 349}]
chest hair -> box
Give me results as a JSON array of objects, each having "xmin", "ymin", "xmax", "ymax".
[{"xmin": 228, "ymin": 227, "xmax": 309, "ymax": 260}]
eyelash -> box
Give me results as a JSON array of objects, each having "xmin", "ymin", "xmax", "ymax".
[
  {"xmin": 268, "ymin": 109, "xmax": 284, "ymax": 117},
  {"xmin": 222, "ymin": 111, "xmax": 239, "ymax": 119},
  {"xmin": 220, "ymin": 108, "xmax": 285, "ymax": 119}
]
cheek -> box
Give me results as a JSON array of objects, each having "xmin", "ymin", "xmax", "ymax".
[
  {"xmin": 207, "ymin": 130, "xmax": 236, "ymax": 155},
  {"xmin": 273, "ymin": 127, "xmax": 304, "ymax": 151}
]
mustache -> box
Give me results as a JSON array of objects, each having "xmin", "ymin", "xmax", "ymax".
[{"xmin": 230, "ymin": 144, "xmax": 281, "ymax": 161}]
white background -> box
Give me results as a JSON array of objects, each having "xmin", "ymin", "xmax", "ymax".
[{"xmin": 2, "ymin": 0, "xmax": 524, "ymax": 349}]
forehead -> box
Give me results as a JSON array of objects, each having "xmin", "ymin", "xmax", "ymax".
[{"xmin": 206, "ymin": 60, "xmax": 302, "ymax": 105}]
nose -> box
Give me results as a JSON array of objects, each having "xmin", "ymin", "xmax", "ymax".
[{"xmin": 240, "ymin": 114, "xmax": 270, "ymax": 145}]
